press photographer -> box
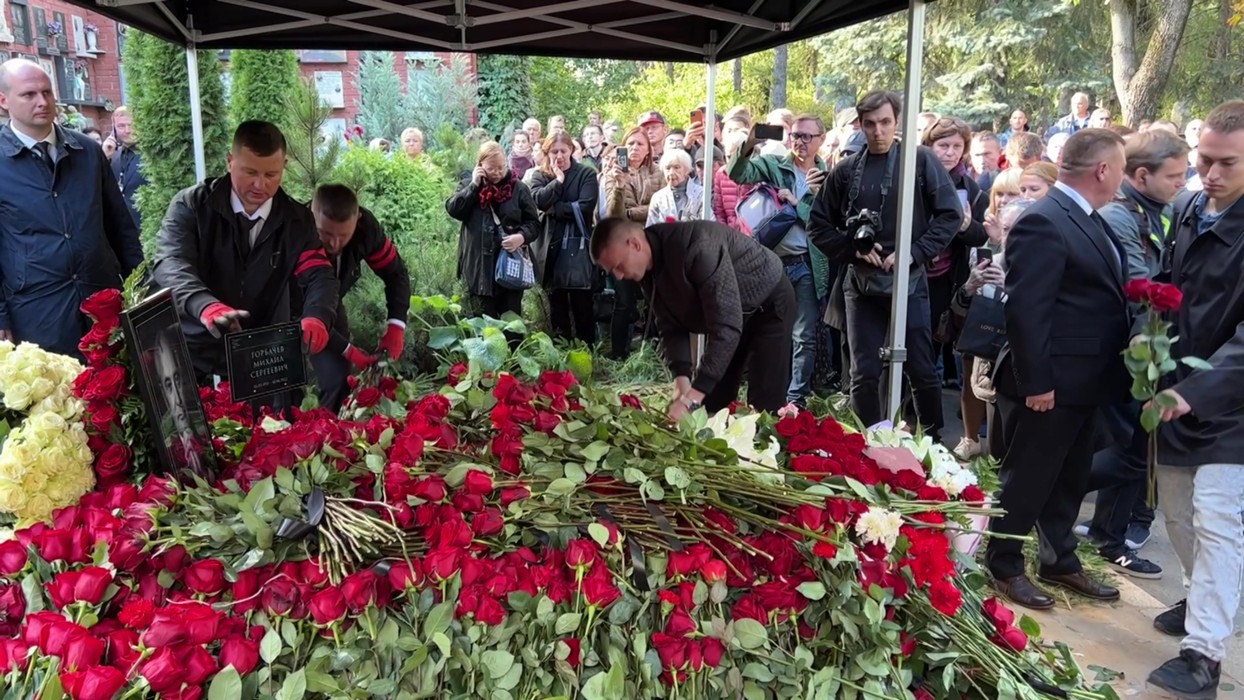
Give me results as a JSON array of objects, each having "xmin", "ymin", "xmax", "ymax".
[{"xmin": 808, "ymin": 90, "xmax": 963, "ymax": 438}]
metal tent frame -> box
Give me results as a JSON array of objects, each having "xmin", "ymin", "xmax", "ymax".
[{"xmin": 72, "ymin": 0, "xmax": 930, "ymax": 419}]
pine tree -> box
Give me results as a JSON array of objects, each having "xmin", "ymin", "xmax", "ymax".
[
  {"xmin": 123, "ymin": 31, "xmax": 230, "ymax": 250},
  {"xmin": 354, "ymin": 52, "xmax": 407, "ymax": 142},
  {"xmin": 229, "ymin": 50, "xmax": 302, "ymax": 129},
  {"xmin": 284, "ymin": 77, "xmax": 343, "ymax": 203}
]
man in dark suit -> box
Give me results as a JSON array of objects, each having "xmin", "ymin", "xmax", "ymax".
[
  {"xmin": 108, "ymin": 106, "xmax": 147, "ymax": 229},
  {"xmin": 986, "ymin": 128, "xmax": 1131, "ymax": 609},
  {"xmin": 590, "ymin": 217, "xmax": 794, "ymax": 421}
]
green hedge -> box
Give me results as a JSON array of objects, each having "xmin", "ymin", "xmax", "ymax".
[{"xmin": 229, "ymin": 50, "xmax": 302, "ymax": 129}]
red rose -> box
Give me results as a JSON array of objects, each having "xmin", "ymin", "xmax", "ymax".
[
  {"xmin": 699, "ymin": 560, "xmax": 727, "ymax": 584},
  {"xmin": 81, "ymin": 289, "xmax": 124, "ymax": 325},
  {"xmin": 960, "ymin": 485, "xmax": 987, "ymax": 503},
  {"xmin": 61, "ymin": 633, "xmax": 106, "ymax": 671},
  {"xmin": 410, "ymin": 475, "xmax": 447, "ymax": 503},
  {"xmin": 219, "ymin": 635, "xmax": 261, "ymax": 675},
  {"xmin": 992, "ymin": 625, "xmax": 1029, "ymax": 652},
  {"xmin": 0, "ymin": 638, "xmax": 30, "ymax": 673},
  {"xmin": 42, "ymin": 619, "xmax": 89, "ymax": 656},
  {"xmin": 0, "ymin": 584, "xmax": 25, "ymax": 636},
  {"xmin": 463, "ymin": 469, "xmax": 494, "ymax": 496},
  {"xmin": 141, "ymin": 609, "xmax": 189, "ymax": 648},
  {"xmin": 1147, "ymin": 283, "xmax": 1183, "ymax": 312},
  {"xmin": 499, "ymin": 485, "xmax": 530, "ymax": 506},
  {"xmin": 563, "ymin": 638, "xmax": 581, "ymax": 667},
  {"xmin": 93, "ymin": 443, "xmax": 132, "ymax": 487},
  {"xmin": 651, "ymin": 632, "xmax": 687, "ymax": 670},
  {"xmin": 75, "ymin": 567, "xmax": 114, "ymax": 606},
  {"xmin": 33, "ymin": 529, "xmax": 82, "ymax": 564},
  {"xmin": 88, "ymin": 404, "xmax": 120, "ymax": 436},
  {"xmin": 341, "ymin": 569, "xmax": 391, "ymax": 612},
  {"xmin": 664, "ymin": 608, "xmax": 696, "ymax": 637},
  {"xmin": 105, "ymin": 628, "xmax": 140, "ymax": 669},
  {"xmin": 424, "ymin": 548, "xmax": 461, "ymax": 582},
  {"xmin": 1124, "ymin": 278, "xmax": 1154, "ymax": 304},
  {"xmin": 183, "ymin": 559, "xmax": 227, "ymax": 595},
  {"xmin": 300, "ymin": 560, "xmax": 329, "ymax": 586},
  {"xmin": 82, "ymin": 364, "xmax": 128, "ymax": 402},
  {"xmin": 61, "ymin": 665, "xmax": 126, "ymax": 700},
  {"xmin": 447, "ymin": 362, "xmax": 468, "ymax": 384},
  {"xmin": 231, "ymin": 569, "xmax": 265, "ymax": 614},
  {"xmin": 309, "ymin": 586, "xmax": 348, "ymax": 625},
  {"xmin": 388, "ymin": 560, "xmax": 424, "ymax": 592},
  {"xmin": 182, "ymin": 643, "xmax": 218, "ymax": 685},
  {"xmin": 260, "ymin": 578, "xmax": 302, "ymax": 618},
  {"xmin": 356, "ymin": 387, "xmax": 382, "ymax": 407},
  {"xmin": 702, "ymin": 637, "xmax": 725, "ymax": 667},
  {"xmin": 474, "ymin": 594, "xmax": 507, "ymax": 625},
  {"xmin": 620, "ymin": 394, "xmax": 643, "ymax": 409},
  {"xmin": 581, "ymin": 572, "xmax": 621, "ymax": 609},
  {"xmin": 141, "ymin": 646, "xmax": 186, "ymax": 692},
  {"xmin": 471, "ymin": 508, "xmax": 506, "ymax": 537},
  {"xmin": 564, "ymin": 539, "xmax": 597, "ymax": 570},
  {"xmin": 0, "ymin": 539, "xmax": 28, "ymax": 576}
]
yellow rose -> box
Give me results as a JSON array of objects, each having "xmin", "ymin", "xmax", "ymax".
[
  {"xmin": 22, "ymin": 469, "xmax": 47, "ymax": 493},
  {"xmin": 29, "ymin": 377, "xmax": 54, "ymax": 402},
  {"xmin": 23, "ymin": 494, "xmax": 53, "ymax": 523},
  {"xmin": 3, "ymin": 381, "xmax": 31, "ymax": 411},
  {"xmin": 0, "ymin": 485, "xmax": 28, "ymax": 512}
]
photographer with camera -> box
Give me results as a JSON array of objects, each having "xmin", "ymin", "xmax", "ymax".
[
  {"xmin": 808, "ymin": 90, "xmax": 963, "ymax": 439},
  {"xmin": 726, "ymin": 113, "xmax": 832, "ymax": 408}
]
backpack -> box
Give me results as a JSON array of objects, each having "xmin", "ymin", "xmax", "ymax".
[{"xmin": 735, "ymin": 183, "xmax": 800, "ymax": 249}]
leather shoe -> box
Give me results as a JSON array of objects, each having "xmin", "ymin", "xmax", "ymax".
[
  {"xmin": 1037, "ymin": 571, "xmax": 1120, "ymax": 601},
  {"xmin": 990, "ymin": 574, "xmax": 1055, "ymax": 610}
]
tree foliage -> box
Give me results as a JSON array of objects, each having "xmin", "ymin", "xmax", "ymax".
[
  {"xmin": 530, "ymin": 58, "xmax": 640, "ymax": 134},
  {"xmin": 229, "ymin": 50, "xmax": 302, "ymax": 129},
  {"xmin": 405, "ymin": 54, "xmax": 478, "ymax": 149},
  {"xmin": 354, "ymin": 51, "xmax": 408, "ymax": 144},
  {"xmin": 475, "ymin": 55, "xmax": 534, "ymax": 138},
  {"xmin": 123, "ymin": 30, "xmax": 230, "ymax": 250},
  {"xmin": 283, "ymin": 77, "xmax": 343, "ymax": 204}
]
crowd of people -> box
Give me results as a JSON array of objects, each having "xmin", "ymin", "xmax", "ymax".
[{"xmin": 1, "ymin": 52, "xmax": 1242, "ymax": 699}]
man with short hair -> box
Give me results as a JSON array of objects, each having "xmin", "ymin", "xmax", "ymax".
[
  {"xmin": 1045, "ymin": 132, "xmax": 1070, "ymax": 166},
  {"xmin": 1006, "ymin": 131, "xmax": 1044, "ymax": 169},
  {"xmin": 591, "ymin": 217, "xmax": 794, "ymax": 418},
  {"xmin": 999, "ymin": 109, "xmax": 1028, "ymax": 147},
  {"xmin": 305, "ymin": 184, "xmax": 410, "ymax": 410},
  {"xmin": 587, "ymin": 111, "xmax": 603, "ymax": 128},
  {"xmin": 985, "ymin": 128, "xmax": 1130, "ymax": 610},
  {"xmin": 547, "ymin": 115, "xmax": 567, "ymax": 137},
  {"xmin": 728, "ymin": 113, "xmax": 831, "ymax": 407},
  {"xmin": 153, "ymin": 120, "xmax": 339, "ymax": 380},
  {"xmin": 1145, "ymin": 100, "xmax": 1244, "ymax": 699},
  {"xmin": 523, "ymin": 118, "xmax": 542, "ymax": 147},
  {"xmin": 663, "ymin": 129, "xmax": 686, "ymax": 155},
  {"xmin": 639, "ymin": 111, "xmax": 669, "ymax": 162},
  {"xmin": 970, "ymin": 131, "xmax": 1002, "ymax": 190},
  {"xmin": 108, "ymin": 106, "xmax": 147, "ymax": 228},
  {"xmin": 0, "ymin": 59, "xmax": 142, "ymax": 355},
  {"xmin": 1051, "ymin": 92, "xmax": 1093, "ymax": 136},
  {"xmin": 581, "ymin": 124, "xmax": 605, "ymax": 170},
  {"xmin": 808, "ymin": 90, "xmax": 961, "ymax": 437}
]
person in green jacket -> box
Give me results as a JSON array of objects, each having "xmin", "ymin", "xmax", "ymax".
[{"xmin": 726, "ymin": 114, "xmax": 831, "ymax": 408}]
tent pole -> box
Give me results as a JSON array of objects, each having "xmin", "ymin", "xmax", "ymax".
[
  {"xmin": 884, "ymin": 0, "xmax": 927, "ymax": 421},
  {"xmin": 185, "ymin": 42, "xmax": 207, "ymax": 182},
  {"xmin": 692, "ymin": 54, "xmax": 717, "ymax": 371}
]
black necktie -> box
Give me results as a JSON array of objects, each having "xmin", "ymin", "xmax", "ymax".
[
  {"xmin": 235, "ymin": 214, "xmax": 255, "ymax": 257},
  {"xmin": 33, "ymin": 142, "xmax": 54, "ymax": 174}
]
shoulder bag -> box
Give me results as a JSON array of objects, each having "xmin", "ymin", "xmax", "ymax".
[
  {"xmin": 491, "ymin": 208, "xmax": 536, "ymax": 291},
  {"xmin": 551, "ymin": 201, "xmax": 597, "ymax": 290}
]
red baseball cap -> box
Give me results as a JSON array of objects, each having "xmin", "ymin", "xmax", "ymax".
[{"xmin": 638, "ymin": 111, "xmax": 666, "ymax": 127}]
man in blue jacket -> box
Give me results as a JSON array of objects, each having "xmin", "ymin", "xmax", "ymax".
[{"xmin": 0, "ymin": 59, "xmax": 143, "ymax": 356}]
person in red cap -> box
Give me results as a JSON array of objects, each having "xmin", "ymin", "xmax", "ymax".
[{"xmin": 639, "ymin": 111, "xmax": 669, "ymax": 163}]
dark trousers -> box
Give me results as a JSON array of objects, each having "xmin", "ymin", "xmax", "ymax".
[
  {"xmin": 927, "ymin": 271, "xmax": 957, "ymax": 382},
  {"xmin": 844, "ymin": 270, "xmax": 942, "ymax": 436},
  {"xmin": 549, "ymin": 289, "xmax": 596, "ymax": 345},
  {"xmin": 311, "ymin": 302, "xmax": 354, "ymax": 412},
  {"xmin": 702, "ymin": 276, "xmax": 796, "ymax": 413},
  {"xmin": 1085, "ymin": 400, "xmax": 1149, "ymax": 555},
  {"xmin": 986, "ymin": 394, "xmax": 1097, "ymax": 579},
  {"xmin": 610, "ymin": 279, "xmax": 641, "ymax": 359},
  {"xmin": 474, "ymin": 289, "xmax": 524, "ymax": 319}
]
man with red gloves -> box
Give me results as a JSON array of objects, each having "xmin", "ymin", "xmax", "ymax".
[
  {"xmin": 152, "ymin": 121, "xmax": 338, "ymax": 384},
  {"xmin": 304, "ymin": 184, "xmax": 410, "ymax": 410}
]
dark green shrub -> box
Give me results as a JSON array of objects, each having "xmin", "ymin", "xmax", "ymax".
[
  {"xmin": 330, "ymin": 146, "xmax": 456, "ymax": 249},
  {"xmin": 228, "ymin": 50, "xmax": 302, "ymax": 129}
]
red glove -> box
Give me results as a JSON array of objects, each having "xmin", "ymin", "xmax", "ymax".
[
  {"xmin": 300, "ymin": 317, "xmax": 329, "ymax": 354},
  {"xmin": 200, "ymin": 302, "xmax": 249, "ymax": 338},
  {"xmin": 377, "ymin": 322, "xmax": 405, "ymax": 361},
  {"xmin": 344, "ymin": 344, "xmax": 377, "ymax": 371}
]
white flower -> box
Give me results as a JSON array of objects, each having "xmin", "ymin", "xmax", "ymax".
[
  {"xmin": 704, "ymin": 409, "xmax": 783, "ymax": 480},
  {"xmin": 928, "ymin": 455, "xmax": 978, "ymax": 497},
  {"xmin": 854, "ymin": 506, "xmax": 904, "ymax": 551}
]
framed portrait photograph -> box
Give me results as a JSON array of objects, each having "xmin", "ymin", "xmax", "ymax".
[{"xmin": 121, "ymin": 289, "xmax": 218, "ymax": 483}]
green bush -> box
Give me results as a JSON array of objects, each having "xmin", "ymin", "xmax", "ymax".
[
  {"xmin": 476, "ymin": 55, "xmax": 533, "ymax": 137},
  {"xmin": 228, "ymin": 50, "xmax": 302, "ymax": 129},
  {"xmin": 330, "ymin": 146, "xmax": 456, "ymax": 249}
]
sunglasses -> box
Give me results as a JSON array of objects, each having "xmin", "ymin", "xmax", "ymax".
[{"xmin": 791, "ymin": 132, "xmax": 822, "ymax": 143}]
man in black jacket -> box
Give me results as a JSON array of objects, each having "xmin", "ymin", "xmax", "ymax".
[
  {"xmin": 1145, "ymin": 100, "xmax": 1244, "ymax": 700},
  {"xmin": 985, "ymin": 128, "xmax": 1130, "ymax": 611},
  {"xmin": 152, "ymin": 121, "xmax": 338, "ymax": 380},
  {"xmin": 807, "ymin": 90, "xmax": 961, "ymax": 438},
  {"xmin": 108, "ymin": 106, "xmax": 147, "ymax": 229},
  {"xmin": 305, "ymin": 184, "xmax": 410, "ymax": 410},
  {"xmin": 591, "ymin": 217, "xmax": 794, "ymax": 420}
]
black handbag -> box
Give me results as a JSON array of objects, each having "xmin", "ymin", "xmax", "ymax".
[
  {"xmin": 551, "ymin": 202, "xmax": 596, "ymax": 290},
  {"xmin": 955, "ymin": 287, "xmax": 1007, "ymax": 360}
]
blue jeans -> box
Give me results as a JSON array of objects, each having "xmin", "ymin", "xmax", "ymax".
[{"xmin": 784, "ymin": 257, "xmax": 819, "ymax": 406}]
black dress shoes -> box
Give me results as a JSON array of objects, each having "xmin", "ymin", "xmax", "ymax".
[
  {"xmin": 991, "ymin": 575, "xmax": 1055, "ymax": 610},
  {"xmin": 1037, "ymin": 571, "xmax": 1120, "ymax": 601}
]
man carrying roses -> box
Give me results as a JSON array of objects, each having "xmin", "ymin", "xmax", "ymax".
[{"xmin": 1146, "ymin": 100, "xmax": 1244, "ymax": 700}]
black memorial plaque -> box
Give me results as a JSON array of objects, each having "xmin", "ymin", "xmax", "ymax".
[{"xmin": 225, "ymin": 323, "xmax": 307, "ymax": 403}]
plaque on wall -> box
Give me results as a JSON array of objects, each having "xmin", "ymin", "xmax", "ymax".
[
  {"xmin": 225, "ymin": 323, "xmax": 308, "ymax": 403},
  {"xmin": 32, "ymin": 7, "xmax": 46, "ymax": 53},
  {"xmin": 313, "ymin": 71, "xmax": 344, "ymax": 109},
  {"xmin": 299, "ymin": 49, "xmax": 347, "ymax": 64},
  {"xmin": 53, "ymin": 12, "xmax": 68, "ymax": 52}
]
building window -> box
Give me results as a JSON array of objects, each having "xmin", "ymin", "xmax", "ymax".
[{"xmin": 10, "ymin": 0, "xmax": 30, "ymax": 46}]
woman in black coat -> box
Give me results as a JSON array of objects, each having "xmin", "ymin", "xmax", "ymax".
[
  {"xmin": 446, "ymin": 140, "xmax": 542, "ymax": 319},
  {"xmin": 527, "ymin": 132, "xmax": 601, "ymax": 344}
]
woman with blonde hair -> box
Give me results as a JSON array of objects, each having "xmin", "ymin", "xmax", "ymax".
[
  {"xmin": 1019, "ymin": 161, "xmax": 1057, "ymax": 200},
  {"xmin": 446, "ymin": 141, "xmax": 541, "ymax": 319},
  {"xmin": 985, "ymin": 167, "xmax": 1023, "ymax": 245},
  {"xmin": 400, "ymin": 128, "xmax": 425, "ymax": 159}
]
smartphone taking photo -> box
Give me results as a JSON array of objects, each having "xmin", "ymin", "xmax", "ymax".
[
  {"xmin": 753, "ymin": 124, "xmax": 785, "ymax": 142},
  {"xmin": 616, "ymin": 146, "xmax": 629, "ymax": 172}
]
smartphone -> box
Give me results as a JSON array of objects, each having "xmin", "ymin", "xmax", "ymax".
[
  {"xmin": 690, "ymin": 109, "xmax": 704, "ymax": 125},
  {"xmin": 956, "ymin": 189, "xmax": 970, "ymax": 212},
  {"xmin": 974, "ymin": 247, "xmax": 993, "ymax": 264},
  {"xmin": 754, "ymin": 123, "xmax": 785, "ymax": 141},
  {"xmin": 616, "ymin": 146, "xmax": 629, "ymax": 173}
]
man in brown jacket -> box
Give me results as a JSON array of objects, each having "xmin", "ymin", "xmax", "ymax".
[{"xmin": 591, "ymin": 217, "xmax": 795, "ymax": 421}]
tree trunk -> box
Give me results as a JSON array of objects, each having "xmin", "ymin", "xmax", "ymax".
[
  {"xmin": 664, "ymin": 62, "xmax": 675, "ymax": 82},
  {"xmin": 732, "ymin": 58, "xmax": 742, "ymax": 94},
  {"xmin": 1110, "ymin": 0, "xmax": 1193, "ymax": 126},
  {"xmin": 770, "ymin": 44, "xmax": 788, "ymax": 109}
]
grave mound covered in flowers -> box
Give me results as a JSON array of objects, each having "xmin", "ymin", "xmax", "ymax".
[{"xmin": 0, "ymin": 290, "xmax": 1121, "ymax": 700}]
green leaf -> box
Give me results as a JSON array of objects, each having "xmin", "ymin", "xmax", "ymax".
[
  {"xmin": 547, "ymin": 478, "xmax": 577, "ymax": 497},
  {"xmin": 276, "ymin": 669, "xmax": 307, "ymax": 700},
  {"xmin": 564, "ymin": 463, "xmax": 587, "ymax": 484},
  {"xmin": 555, "ymin": 612, "xmax": 582, "ymax": 634},
  {"xmin": 423, "ymin": 601, "xmax": 453, "ymax": 639},
  {"xmin": 1018, "ymin": 614, "xmax": 1042, "ymax": 639},
  {"xmin": 1140, "ymin": 405, "xmax": 1162, "ymax": 433},
  {"xmin": 733, "ymin": 618, "xmax": 769, "ymax": 650},
  {"xmin": 588, "ymin": 523, "xmax": 611, "ymax": 547},
  {"xmin": 1155, "ymin": 392, "xmax": 1178, "ymax": 409},
  {"xmin": 742, "ymin": 662, "xmax": 775, "ymax": 682},
  {"xmin": 259, "ymin": 627, "xmax": 282, "ymax": 664},
  {"xmin": 481, "ymin": 649, "xmax": 515, "ymax": 680},
  {"xmin": 796, "ymin": 581, "xmax": 826, "ymax": 601},
  {"xmin": 427, "ymin": 326, "xmax": 460, "ymax": 349},
  {"xmin": 580, "ymin": 440, "xmax": 610, "ymax": 462},
  {"xmin": 1181, "ymin": 356, "xmax": 1213, "ymax": 370},
  {"xmin": 209, "ymin": 666, "xmax": 244, "ymax": 700},
  {"xmin": 664, "ymin": 466, "xmax": 691, "ymax": 490}
]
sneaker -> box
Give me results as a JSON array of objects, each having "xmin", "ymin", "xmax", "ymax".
[
  {"xmin": 1155, "ymin": 599, "xmax": 1188, "ymax": 637},
  {"xmin": 1104, "ymin": 550, "xmax": 1162, "ymax": 579},
  {"xmin": 1126, "ymin": 522, "xmax": 1152, "ymax": 550},
  {"xmin": 953, "ymin": 437, "xmax": 982, "ymax": 460},
  {"xmin": 1073, "ymin": 521, "xmax": 1091, "ymax": 538},
  {"xmin": 1147, "ymin": 648, "xmax": 1220, "ymax": 700}
]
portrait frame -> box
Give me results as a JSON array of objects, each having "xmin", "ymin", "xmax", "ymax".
[{"xmin": 121, "ymin": 289, "xmax": 218, "ymax": 483}]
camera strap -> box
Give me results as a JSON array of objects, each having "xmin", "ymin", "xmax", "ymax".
[{"xmin": 845, "ymin": 146, "xmax": 899, "ymax": 216}]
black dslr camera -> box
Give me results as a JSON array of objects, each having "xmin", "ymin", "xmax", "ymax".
[{"xmin": 846, "ymin": 209, "xmax": 883, "ymax": 254}]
